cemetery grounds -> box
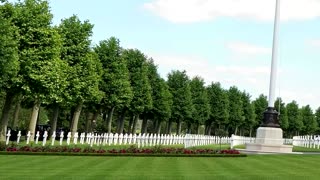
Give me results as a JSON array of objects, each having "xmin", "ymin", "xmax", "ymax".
[{"xmin": 0, "ymin": 144, "xmax": 319, "ymax": 180}]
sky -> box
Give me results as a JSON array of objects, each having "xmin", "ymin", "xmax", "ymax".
[{"xmin": 47, "ymin": 0, "xmax": 320, "ymax": 110}]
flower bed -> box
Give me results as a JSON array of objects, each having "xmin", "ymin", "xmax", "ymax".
[{"xmin": 1, "ymin": 145, "xmax": 245, "ymax": 157}]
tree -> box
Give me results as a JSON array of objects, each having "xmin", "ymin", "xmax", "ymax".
[
  {"xmin": 252, "ymin": 94, "xmax": 268, "ymax": 129},
  {"xmin": 167, "ymin": 70, "xmax": 193, "ymax": 135},
  {"xmin": 189, "ymin": 76, "xmax": 210, "ymax": 134},
  {"xmin": 94, "ymin": 37, "xmax": 133, "ymax": 133},
  {"xmin": 206, "ymin": 82, "xmax": 229, "ymax": 135},
  {"xmin": 300, "ymin": 105, "xmax": 317, "ymax": 135},
  {"xmin": 123, "ymin": 49, "xmax": 152, "ymax": 134},
  {"xmin": 12, "ymin": 0, "xmax": 66, "ymax": 141},
  {"xmin": 286, "ymin": 101, "xmax": 303, "ymax": 137},
  {"xmin": 274, "ymin": 98, "xmax": 289, "ymax": 131},
  {"xmin": 314, "ymin": 107, "xmax": 320, "ymax": 134},
  {"xmin": 227, "ymin": 86, "xmax": 244, "ymax": 135},
  {"xmin": 152, "ymin": 78, "xmax": 172, "ymax": 134},
  {"xmin": 58, "ymin": 15, "xmax": 103, "ymax": 136},
  {"xmin": 241, "ymin": 92, "xmax": 256, "ymax": 137},
  {"xmin": 141, "ymin": 60, "xmax": 172, "ymax": 134},
  {"xmin": 0, "ymin": 1, "xmax": 19, "ymax": 141}
]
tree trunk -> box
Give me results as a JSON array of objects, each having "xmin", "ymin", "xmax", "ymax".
[
  {"xmin": 117, "ymin": 109, "xmax": 126, "ymax": 134},
  {"xmin": 156, "ymin": 121, "xmax": 162, "ymax": 134},
  {"xmin": 207, "ymin": 123, "xmax": 212, "ymax": 135},
  {"xmin": 141, "ymin": 116, "xmax": 148, "ymax": 134},
  {"xmin": 132, "ymin": 114, "xmax": 139, "ymax": 134},
  {"xmin": 128, "ymin": 115, "xmax": 134, "ymax": 134},
  {"xmin": 249, "ymin": 127, "xmax": 252, "ymax": 137},
  {"xmin": 196, "ymin": 123, "xmax": 200, "ymax": 134},
  {"xmin": 28, "ymin": 100, "xmax": 41, "ymax": 142},
  {"xmin": 70, "ymin": 102, "xmax": 83, "ymax": 137},
  {"xmin": 106, "ymin": 107, "xmax": 115, "ymax": 133},
  {"xmin": 167, "ymin": 120, "xmax": 173, "ymax": 134},
  {"xmin": 12, "ymin": 95, "xmax": 22, "ymax": 129},
  {"xmin": 153, "ymin": 119, "xmax": 158, "ymax": 133},
  {"xmin": 234, "ymin": 126, "xmax": 238, "ymax": 135},
  {"xmin": 91, "ymin": 110, "xmax": 99, "ymax": 132},
  {"xmin": 85, "ymin": 112, "xmax": 92, "ymax": 133},
  {"xmin": 176, "ymin": 120, "xmax": 182, "ymax": 135},
  {"xmin": 187, "ymin": 123, "xmax": 192, "ymax": 134},
  {"xmin": 49, "ymin": 104, "xmax": 60, "ymax": 138},
  {"xmin": 0, "ymin": 92, "xmax": 15, "ymax": 141}
]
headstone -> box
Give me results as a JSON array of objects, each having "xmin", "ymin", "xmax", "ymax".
[
  {"xmin": 6, "ymin": 129, "xmax": 11, "ymax": 145},
  {"xmin": 90, "ymin": 134, "xmax": 94, "ymax": 147},
  {"xmin": 16, "ymin": 131, "xmax": 21, "ymax": 144},
  {"xmin": 150, "ymin": 134, "xmax": 154, "ymax": 146},
  {"xmin": 26, "ymin": 131, "xmax": 31, "ymax": 145},
  {"xmin": 66, "ymin": 132, "xmax": 71, "ymax": 145},
  {"xmin": 73, "ymin": 132, "xmax": 79, "ymax": 145},
  {"xmin": 102, "ymin": 133, "xmax": 107, "ymax": 146},
  {"xmin": 137, "ymin": 133, "xmax": 141, "ymax": 148},
  {"xmin": 132, "ymin": 134, "xmax": 137, "ymax": 144},
  {"xmin": 141, "ymin": 134, "xmax": 146, "ymax": 147},
  {"xmin": 108, "ymin": 133, "xmax": 114, "ymax": 146},
  {"xmin": 86, "ymin": 133, "xmax": 91, "ymax": 144},
  {"xmin": 128, "ymin": 133, "xmax": 133, "ymax": 144},
  {"xmin": 51, "ymin": 131, "xmax": 56, "ymax": 146},
  {"xmin": 42, "ymin": 131, "xmax": 48, "ymax": 146},
  {"xmin": 119, "ymin": 133, "xmax": 123, "ymax": 145},
  {"xmin": 123, "ymin": 133, "xmax": 128, "ymax": 145},
  {"xmin": 80, "ymin": 133, "xmax": 85, "ymax": 144},
  {"xmin": 94, "ymin": 133, "xmax": 98, "ymax": 145},
  {"xmin": 114, "ymin": 133, "xmax": 118, "ymax": 145},
  {"xmin": 59, "ymin": 131, "xmax": 64, "ymax": 146},
  {"xmin": 35, "ymin": 131, "xmax": 40, "ymax": 145}
]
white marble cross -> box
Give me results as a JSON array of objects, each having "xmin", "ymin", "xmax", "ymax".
[
  {"xmin": 73, "ymin": 132, "xmax": 79, "ymax": 145},
  {"xmin": 6, "ymin": 129, "xmax": 11, "ymax": 145},
  {"xmin": 51, "ymin": 131, "xmax": 56, "ymax": 146},
  {"xmin": 35, "ymin": 131, "xmax": 40, "ymax": 145},
  {"xmin": 59, "ymin": 131, "xmax": 64, "ymax": 146},
  {"xmin": 42, "ymin": 131, "xmax": 48, "ymax": 146},
  {"xmin": 119, "ymin": 133, "xmax": 123, "ymax": 145},
  {"xmin": 17, "ymin": 131, "xmax": 21, "ymax": 144},
  {"xmin": 123, "ymin": 133, "xmax": 128, "ymax": 145},
  {"xmin": 66, "ymin": 132, "xmax": 71, "ymax": 145},
  {"xmin": 114, "ymin": 133, "xmax": 118, "ymax": 145},
  {"xmin": 26, "ymin": 131, "xmax": 31, "ymax": 145},
  {"xmin": 108, "ymin": 133, "xmax": 113, "ymax": 146}
]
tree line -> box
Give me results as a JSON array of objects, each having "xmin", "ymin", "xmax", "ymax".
[{"xmin": 1, "ymin": 0, "xmax": 319, "ymax": 141}]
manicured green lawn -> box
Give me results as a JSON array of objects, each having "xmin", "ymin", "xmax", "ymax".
[{"xmin": 0, "ymin": 154, "xmax": 318, "ymax": 179}]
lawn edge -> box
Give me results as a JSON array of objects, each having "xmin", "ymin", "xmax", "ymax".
[{"xmin": 0, "ymin": 151, "xmax": 247, "ymax": 157}]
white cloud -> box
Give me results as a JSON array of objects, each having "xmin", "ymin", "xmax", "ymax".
[
  {"xmin": 226, "ymin": 42, "xmax": 271, "ymax": 55},
  {"xmin": 306, "ymin": 39, "xmax": 320, "ymax": 47},
  {"xmin": 149, "ymin": 52, "xmax": 270, "ymax": 95},
  {"xmin": 143, "ymin": 0, "xmax": 320, "ymax": 23}
]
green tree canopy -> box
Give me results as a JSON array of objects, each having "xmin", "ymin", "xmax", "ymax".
[
  {"xmin": 228, "ymin": 86, "xmax": 244, "ymax": 135},
  {"xmin": 206, "ymin": 82, "xmax": 229, "ymax": 134},
  {"xmin": 275, "ymin": 98, "xmax": 289, "ymax": 130},
  {"xmin": 286, "ymin": 101, "xmax": 303, "ymax": 136},
  {"xmin": 190, "ymin": 76, "xmax": 210, "ymax": 133},
  {"xmin": 167, "ymin": 70, "xmax": 193, "ymax": 134},
  {"xmin": 300, "ymin": 105, "xmax": 317, "ymax": 135}
]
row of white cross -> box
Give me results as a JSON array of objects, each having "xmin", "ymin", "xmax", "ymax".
[
  {"xmin": 5, "ymin": 130, "xmax": 232, "ymax": 148},
  {"xmin": 293, "ymin": 135, "xmax": 320, "ymax": 149}
]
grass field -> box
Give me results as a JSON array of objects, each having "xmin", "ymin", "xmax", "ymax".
[{"xmin": 0, "ymin": 154, "xmax": 319, "ymax": 180}]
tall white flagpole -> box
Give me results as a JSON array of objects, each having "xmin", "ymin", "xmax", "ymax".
[{"xmin": 268, "ymin": 0, "xmax": 280, "ymax": 108}]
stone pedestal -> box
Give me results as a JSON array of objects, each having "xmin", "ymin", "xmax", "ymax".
[{"xmin": 246, "ymin": 127, "xmax": 293, "ymax": 153}]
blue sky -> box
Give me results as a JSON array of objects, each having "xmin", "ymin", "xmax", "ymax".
[{"xmin": 48, "ymin": 0, "xmax": 320, "ymax": 110}]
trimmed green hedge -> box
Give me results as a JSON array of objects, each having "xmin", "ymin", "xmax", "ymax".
[{"xmin": 0, "ymin": 151, "xmax": 247, "ymax": 157}]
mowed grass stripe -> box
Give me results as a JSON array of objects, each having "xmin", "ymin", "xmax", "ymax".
[{"xmin": 0, "ymin": 155, "xmax": 320, "ymax": 179}]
